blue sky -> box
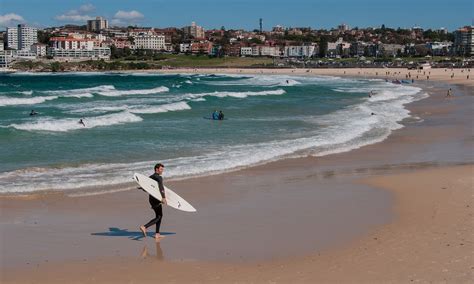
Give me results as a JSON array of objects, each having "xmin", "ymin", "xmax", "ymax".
[{"xmin": 0, "ymin": 0, "xmax": 472, "ymax": 31}]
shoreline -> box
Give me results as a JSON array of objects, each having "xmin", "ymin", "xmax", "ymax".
[{"xmin": 1, "ymin": 68, "xmax": 473, "ymax": 282}]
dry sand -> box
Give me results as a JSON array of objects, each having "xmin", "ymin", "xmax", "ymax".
[{"xmin": 1, "ymin": 68, "xmax": 473, "ymax": 283}]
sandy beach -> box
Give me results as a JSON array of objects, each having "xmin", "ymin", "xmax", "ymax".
[{"xmin": 1, "ymin": 68, "xmax": 473, "ymax": 283}]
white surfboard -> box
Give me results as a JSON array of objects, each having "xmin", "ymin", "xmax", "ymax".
[{"xmin": 133, "ymin": 173, "xmax": 196, "ymax": 213}]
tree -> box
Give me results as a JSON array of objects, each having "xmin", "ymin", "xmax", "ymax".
[
  {"xmin": 414, "ymin": 45, "xmax": 429, "ymax": 56},
  {"xmin": 249, "ymin": 38, "xmax": 263, "ymax": 44},
  {"xmin": 37, "ymin": 30, "xmax": 52, "ymax": 44},
  {"xmin": 319, "ymin": 36, "xmax": 328, "ymax": 57},
  {"xmin": 50, "ymin": 62, "xmax": 63, "ymax": 72}
]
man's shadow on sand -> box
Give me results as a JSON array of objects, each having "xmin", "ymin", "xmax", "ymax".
[{"xmin": 91, "ymin": 227, "xmax": 175, "ymax": 241}]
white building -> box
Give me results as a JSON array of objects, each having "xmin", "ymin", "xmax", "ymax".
[
  {"xmin": 259, "ymin": 46, "xmax": 280, "ymax": 57},
  {"xmin": 284, "ymin": 45, "xmax": 316, "ymax": 57},
  {"xmin": 6, "ymin": 25, "xmax": 38, "ymax": 50},
  {"xmin": 180, "ymin": 43, "xmax": 191, "ymax": 53},
  {"xmin": 133, "ymin": 35, "xmax": 166, "ymax": 50},
  {"xmin": 31, "ymin": 43, "xmax": 47, "ymax": 57},
  {"xmin": 50, "ymin": 37, "xmax": 95, "ymax": 50},
  {"xmin": 48, "ymin": 47, "xmax": 111, "ymax": 60},
  {"xmin": 87, "ymin": 17, "xmax": 108, "ymax": 32},
  {"xmin": 251, "ymin": 46, "xmax": 260, "ymax": 56},
  {"xmin": 6, "ymin": 27, "xmax": 18, "ymax": 49},
  {"xmin": 0, "ymin": 51, "xmax": 13, "ymax": 68},
  {"xmin": 49, "ymin": 37, "xmax": 109, "ymax": 59},
  {"xmin": 240, "ymin": 47, "xmax": 252, "ymax": 56}
]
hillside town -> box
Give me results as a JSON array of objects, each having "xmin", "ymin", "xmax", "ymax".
[{"xmin": 0, "ymin": 17, "xmax": 473, "ymax": 70}]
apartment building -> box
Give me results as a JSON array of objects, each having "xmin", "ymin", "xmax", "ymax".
[
  {"xmin": 180, "ymin": 43, "xmax": 191, "ymax": 53},
  {"xmin": 454, "ymin": 26, "xmax": 473, "ymax": 56},
  {"xmin": 87, "ymin": 17, "xmax": 108, "ymax": 32},
  {"xmin": 183, "ymin": 22, "xmax": 205, "ymax": 39},
  {"xmin": 50, "ymin": 37, "xmax": 96, "ymax": 50},
  {"xmin": 49, "ymin": 37, "xmax": 110, "ymax": 59},
  {"xmin": 6, "ymin": 27, "xmax": 18, "ymax": 49},
  {"xmin": 133, "ymin": 34, "xmax": 166, "ymax": 50},
  {"xmin": 191, "ymin": 41, "xmax": 213, "ymax": 54},
  {"xmin": 30, "ymin": 43, "xmax": 47, "ymax": 57},
  {"xmin": 6, "ymin": 24, "xmax": 38, "ymax": 50},
  {"xmin": 240, "ymin": 47, "xmax": 252, "ymax": 56}
]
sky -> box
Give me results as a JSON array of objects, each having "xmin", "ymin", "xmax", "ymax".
[{"xmin": 0, "ymin": 0, "xmax": 472, "ymax": 31}]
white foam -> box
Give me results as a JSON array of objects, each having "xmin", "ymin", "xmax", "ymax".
[
  {"xmin": 129, "ymin": 102, "xmax": 191, "ymax": 114},
  {"xmin": 20, "ymin": 91, "xmax": 33, "ymax": 95},
  {"xmin": 204, "ymin": 74, "xmax": 358, "ymax": 87},
  {"xmin": 182, "ymin": 89, "xmax": 286, "ymax": 100},
  {"xmin": 44, "ymin": 85, "xmax": 115, "ymax": 96},
  {"xmin": 8, "ymin": 111, "xmax": 142, "ymax": 132},
  {"xmin": 0, "ymin": 95, "xmax": 58, "ymax": 106},
  {"xmin": 97, "ymin": 86, "xmax": 169, "ymax": 97}
]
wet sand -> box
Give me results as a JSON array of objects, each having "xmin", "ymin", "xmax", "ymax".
[{"xmin": 1, "ymin": 69, "xmax": 473, "ymax": 283}]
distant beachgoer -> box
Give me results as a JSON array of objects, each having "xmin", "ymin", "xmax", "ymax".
[
  {"xmin": 29, "ymin": 110, "xmax": 38, "ymax": 116},
  {"xmin": 369, "ymin": 90, "xmax": 375, "ymax": 98},
  {"xmin": 412, "ymin": 79, "xmax": 415, "ymax": 83},
  {"xmin": 212, "ymin": 110, "xmax": 219, "ymax": 120},
  {"xmin": 79, "ymin": 119, "xmax": 85, "ymax": 127},
  {"xmin": 140, "ymin": 163, "xmax": 167, "ymax": 241},
  {"xmin": 446, "ymin": 88, "xmax": 453, "ymax": 98},
  {"xmin": 371, "ymin": 112, "xmax": 376, "ymax": 116},
  {"xmin": 218, "ymin": 110, "xmax": 224, "ymax": 120},
  {"xmin": 286, "ymin": 80, "xmax": 289, "ymax": 84}
]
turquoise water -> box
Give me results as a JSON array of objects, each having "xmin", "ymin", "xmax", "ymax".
[{"xmin": 0, "ymin": 72, "xmax": 425, "ymax": 194}]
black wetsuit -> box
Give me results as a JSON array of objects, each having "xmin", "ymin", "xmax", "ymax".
[{"xmin": 144, "ymin": 173, "xmax": 166, "ymax": 233}]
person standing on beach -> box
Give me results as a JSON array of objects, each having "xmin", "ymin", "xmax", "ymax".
[{"xmin": 140, "ymin": 163, "xmax": 167, "ymax": 240}]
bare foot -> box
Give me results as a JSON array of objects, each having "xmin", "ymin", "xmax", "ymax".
[
  {"xmin": 140, "ymin": 226, "xmax": 147, "ymax": 238},
  {"xmin": 155, "ymin": 233, "xmax": 165, "ymax": 241}
]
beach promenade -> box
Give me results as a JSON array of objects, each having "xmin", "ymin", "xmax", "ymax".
[{"xmin": 1, "ymin": 68, "xmax": 473, "ymax": 283}]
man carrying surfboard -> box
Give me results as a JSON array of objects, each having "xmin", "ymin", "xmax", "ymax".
[{"xmin": 140, "ymin": 163, "xmax": 167, "ymax": 240}]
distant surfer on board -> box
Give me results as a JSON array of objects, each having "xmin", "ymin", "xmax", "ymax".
[
  {"xmin": 78, "ymin": 118, "xmax": 85, "ymax": 127},
  {"xmin": 140, "ymin": 163, "xmax": 167, "ymax": 240}
]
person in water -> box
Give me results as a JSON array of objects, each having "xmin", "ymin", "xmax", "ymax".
[
  {"xmin": 140, "ymin": 163, "xmax": 167, "ymax": 241},
  {"xmin": 78, "ymin": 119, "xmax": 85, "ymax": 127},
  {"xmin": 29, "ymin": 110, "xmax": 38, "ymax": 116},
  {"xmin": 218, "ymin": 110, "xmax": 224, "ymax": 120},
  {"xmin": 212, "ymin": 110, "xmax": 219, "ymax": 120}
]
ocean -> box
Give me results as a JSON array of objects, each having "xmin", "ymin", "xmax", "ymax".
[{"xmin": 0, "ymin": 72, "xmax": 426, "ymax": 195}]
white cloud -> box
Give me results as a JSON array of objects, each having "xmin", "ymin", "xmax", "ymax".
[
  {"xmin": 79, "ymin": 4, "xmax": 95, "ymax": 13},
  {"xmin": 55, "ymin": 14, "xmax": 93, "ymax": 22},
  {"xmin": 114, "ymin": 10, "xmax": 144, "ymax": 21},
  {"xmin": 55, "ymin": 4, "xmax": 96, "ymax": 23},
  {"xmin": 0, "ymin": 13, "xmax": 25, "ymax": 27}
]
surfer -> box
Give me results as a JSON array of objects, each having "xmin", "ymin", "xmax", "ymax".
[
  {"xmin": 29, "ymin": 110, "xmax": 38, "ymax": 116},
  {"xmin": 140, "ymin": 163, "xmax": 167, "ymax": 240},
  {"xmin": 218, "ymin": 110, "xmax": 224, "ymax": 120},
  {"xmin": 212, "ymin": 110, "xmax": 219, "ymax": 120},
  {"xmin": 78, "ymin": 119, "xmax": 85, "ymax": 127}
]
